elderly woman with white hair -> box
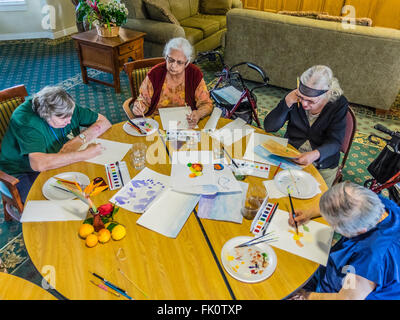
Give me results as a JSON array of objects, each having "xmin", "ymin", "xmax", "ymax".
[
  {"xmin": 0, "ymin": 86, "xmax": 111, "ymax": 202},
  {"xmin": 264, "ymin": 65, "xmax": 348, "ymax": 187},
  {"xmin": 289, "ymin": 181, "xmax": 400, "ymax": 300},
  {"xmin": 131, "ymin": 37, "xmax": 213, "ymax": 128}
]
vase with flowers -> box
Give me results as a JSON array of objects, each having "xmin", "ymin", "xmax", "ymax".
[
  {"xmin": 76, "ymin": 0, "xmax": 129, "ymax": 37},
  {"xmin": 56, "ymin": 177, "xmax": 126, "ymax": 248}
]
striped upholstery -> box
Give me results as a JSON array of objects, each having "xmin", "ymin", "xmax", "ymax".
[
  {"xmin": 131, "ymin": 67, "xmax": 152, "ymax": 99},
  {"xmin": 0, "ymin": 97, "xmax": 23, "ymax": 141}
]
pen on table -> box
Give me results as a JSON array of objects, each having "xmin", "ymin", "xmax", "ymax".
[
  {"xmin": 287, "ymin": 188, "xmax": 298, "ymax": 235},
  {"xmin": 90, "ymin": 271, "xmax": 133, "ymax": 300},
  {"xmin": 116, "ymin": 161, "xmax": 124, "ymax": 186},
  {"xmin": 90, "ymin": 280, "xmax": 120, "ymax": 297},
  {"xmin": 221, "ymin": 145, "xmax": 238, "ymax": 168},
  {"xmin": 272, "ymin": 162, "xmax": 282, "ymax": 178}
]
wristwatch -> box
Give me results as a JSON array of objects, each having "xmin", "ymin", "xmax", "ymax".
[{"xmin": 79, "ymin": 133, "xmax": 87, "ymax": 144}]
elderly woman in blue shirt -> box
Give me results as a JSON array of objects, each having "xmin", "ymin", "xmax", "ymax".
[{"xmin": 289, "ymin": 182, "xmax": 400, "ymax": 300}]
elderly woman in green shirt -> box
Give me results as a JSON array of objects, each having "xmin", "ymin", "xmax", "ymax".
[{"xmin": 0, "ymin": 86, "xmax": 111, "ymax": 202}]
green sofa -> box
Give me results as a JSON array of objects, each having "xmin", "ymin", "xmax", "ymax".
[
  {"xmin": 224, "ymin": 9, "xmax": 400, "ymax": 111},
  {"xmin": 122, "ymin": 0, "xmax": 242, "ymax": 58}
]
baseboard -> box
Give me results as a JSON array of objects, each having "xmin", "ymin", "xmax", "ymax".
[{"xmin": 0, "ymin": 25, "xmax": 78, "ymax": 41}]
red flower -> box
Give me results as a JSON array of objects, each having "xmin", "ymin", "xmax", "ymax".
[{"xmin": 98, "ymin": 203, "xmax": 114, "ymax": 216}]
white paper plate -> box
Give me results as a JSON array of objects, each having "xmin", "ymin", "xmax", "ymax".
[
  {"xmin": 274, "ymin": 169, "xmax": 319, "ymax": 199},
  {"xmin": 42, "ymin": 172, "xmax": 90, "ymax": 201},
  {"xmin": 123, "ymin": 118, "xmax": 159, "ymax": 137},
  {"xmin": 221, "ymin": 236, "xmax": 277, "ymax": 283}
]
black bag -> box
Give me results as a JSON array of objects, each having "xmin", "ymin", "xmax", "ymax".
[{"xmin": 367, "ymin": 146, "xmax": 400, "ymax": 184}]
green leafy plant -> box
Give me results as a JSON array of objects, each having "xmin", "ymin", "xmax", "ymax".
[{"xmin": 76, "ymin": 0, "xmax": 129, "ymax": 29}]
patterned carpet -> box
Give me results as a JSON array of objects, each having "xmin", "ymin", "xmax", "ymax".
[{"xmin": 0, "ymin": 36, "xmax": 399, "ymax": 299}]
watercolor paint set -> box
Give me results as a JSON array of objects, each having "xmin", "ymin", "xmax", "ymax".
[
  {"xmin": 231, "ymin": 159, "xmax": 271, "ymax": 179},
  {"xmin": 250, "ymin": 197, "xmax": 279, "ymax": 236},
  {"xmin": 105, "ymin": 161, "xmax": 131, "ymax": 190},
  {"xmin": 165, "ymin": 130, "xmax": 201, "ymax": 142}
]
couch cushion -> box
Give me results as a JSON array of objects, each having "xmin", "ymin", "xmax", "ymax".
[
  {"xmin": 182, "ymin": 26, "xmax": 204, "ymax": 45},
  {"xmin": 199, "ymin": 0, "xmax": 232, "ymax": 15},
  {"xmin": 169, "ymin": 0, "xmax": 192, "ymax": 21},
  {"xmin": 143, "ymin": 0, "xmax": 180, "ymax": 25},
  {"xmin": 195, "ymin": 13, "xmax": 226, "ymax": 29},
  {"xmin": 180, "ymin": 16, "xmax": 219, "ymax": 38}
]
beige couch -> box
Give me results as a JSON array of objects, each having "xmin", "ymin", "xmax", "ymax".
[
  {"xmin": 122, "ymin": 0, "xmax": 242, "ymax": 58},
  {"xmin": 224, "ymin": 9, "xmax": 400, "ymax": 111}
]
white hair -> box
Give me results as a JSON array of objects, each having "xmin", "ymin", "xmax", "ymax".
[
  {"xmin": 32, "ymin": 86, "xmax": 75, "ymax": 122},
  {"xmin": 163, "ymin": 37, "xmax": 193, "ymax": 63},
  {"xmin": 319, "ymin": 181, "xmax": 385, "ymax": 237},
  {"xmin": 300, "ymin": 65, "xmax": 343, "ymax": 102}
]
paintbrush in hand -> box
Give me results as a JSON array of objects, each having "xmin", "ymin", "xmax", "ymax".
[{"xmin": 287, "ymin": 187, "xmax": 298, "ymax": 235}]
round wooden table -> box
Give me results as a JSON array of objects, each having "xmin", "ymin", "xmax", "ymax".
[
  {"xmin": 22, "ymin": 116, "xmax": 328, "ymax": 300},
  {"xmin": 0, "ymin": 272, "xmax": 57, "ymax": 300}
]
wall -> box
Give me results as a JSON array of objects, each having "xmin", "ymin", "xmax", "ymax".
[
  {"xmin": 241, "ymin": 0, "xmax": 400, "ymax": 29},
  {"xmin": 0, "ymin": 0, "xmax": 77, "ymax": 40}
]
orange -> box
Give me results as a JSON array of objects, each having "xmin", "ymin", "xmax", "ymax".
[
  {"xmin": 79, "ymin": 224, "xmax": 94, "ymax": 239},
  {"xmin": 85, "ymin": 234, "xmax": 98, "ymax": 248},
  {"xmin": 111, "ymin": 224, "xmax": 126, "ymax": 241},
  {"xmin": 98, "ymin": 228, "xmax": 111, "ymax": 244}
]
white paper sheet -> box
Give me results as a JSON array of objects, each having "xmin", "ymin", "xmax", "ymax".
[
  {"xmin": 211, "ymin": 118, "xmax": 254, "ymax": 146},
  {"xmin": 170, "ymin": 151, "xmax": 217, "ymax": 195},
  {"xmin": 266, "ymin": 209, "xmax": 334, "ymax": 266},
  {"xmin": 197, "ymin": 181, "xmax": 248, "ymax": 223},
  {"xmin": 203, "ymin": 107, "xmax": 222, "ymax": 132},
  {"xmin": 212, "ymin": 85, "xmax": 248, "ymax": 104},
  {"xmin": 159, "ymin": 106, "xmax": 198, "ymax": 130},
  {"xmin": 136, "ymin": 189, "xmax": 200, "ymax": 238},
  {"xmin": 109, "ymin": 168, "xmax": 170, "ymax": 213},
  {"xmin": 243, "ymin": 132, "xmax": 288, "ymax": 164},
  {"xmin": 80, "ymin": 138, "xmax": 132, "ymax": 165},
  {"xmin": 21, "ymin": 200, "xmax": 89, "ymax": 222}
]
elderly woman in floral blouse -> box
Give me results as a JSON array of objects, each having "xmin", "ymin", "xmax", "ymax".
[{"xmin": 131, "ymin": 37, "xmax": 213, "ymax": 128}]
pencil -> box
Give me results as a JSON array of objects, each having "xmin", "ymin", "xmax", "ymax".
[
  {"xmin": 287, "ymin": 188, "xmax": 298, "ymax": 235},
  {"xmin": 116, "ymin": 161, "xmax": 124, "ymax": 186},
  {"xmin": 297, "ymin": 77, "xmax": 300, "ymax": 108},
  {"xmin": 272, "ymin": 162, "xmax": 282, "ymax": 178}
]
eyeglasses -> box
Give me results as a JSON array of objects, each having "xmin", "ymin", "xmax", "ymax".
[{"xmin": 166, "ymin": 55, "xmax": 187, "ymax": 66}]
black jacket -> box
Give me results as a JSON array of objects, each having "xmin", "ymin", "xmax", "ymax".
[{"xmin": 264, "ymin": 95, "xmax": 349, "ymax": 169}]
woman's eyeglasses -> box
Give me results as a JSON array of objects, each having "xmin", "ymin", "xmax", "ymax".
[
  {"xmin": 166, "ymin": 55, "xmax": 187, "ymax": 66},
  {"xmin": 296, "ymin": 93, "xmax": 322, "ymax": 106}
]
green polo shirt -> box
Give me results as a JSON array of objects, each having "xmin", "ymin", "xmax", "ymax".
[{"xmin": 0, "ymin": 98, "xmax": 98, "ymax": 177}]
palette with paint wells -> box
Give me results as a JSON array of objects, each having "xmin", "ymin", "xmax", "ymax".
[
  {"xmin": 250, "ymin": 198, "xmax": 279, "ymax": 236},
  {"xmin": 230, "ymin": 159, "xmax": 270, "ymax": 179},
  {"xmin": 221, "ymin": 236, "xmax": 277, "ymax": 283},
  {"xmin": 105, "ymin": 161, "xmax": 131, "ymax": 190},
  {"xmin": 165, "ymin": 130, "xmax": 201, "ymax": 142}
]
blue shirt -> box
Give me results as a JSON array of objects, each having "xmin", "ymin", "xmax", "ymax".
[{"xmin": 316, "ymin": 196, "xmax": 400, "ymax": 299}]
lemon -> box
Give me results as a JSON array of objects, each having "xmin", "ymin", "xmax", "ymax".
[
  {"xmin": 79, "ymin": 224, "xmax": 94, "ymax": 239},
  {"xmin": 111, "ymin": 224, "xmax": 126, "ymax": 241},
  {"xmin": 97, "ymin": 228, "xmax": 111, "ymax": 244},
  {"xmin": 85, "ymin": 233, "xmax": 98, "ymax": 248}
]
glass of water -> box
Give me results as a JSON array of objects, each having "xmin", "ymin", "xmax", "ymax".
[{"xmin": 130, "ymin": 143, "xmax": 146, "ymax": 170}]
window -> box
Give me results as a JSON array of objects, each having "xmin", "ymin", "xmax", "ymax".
[{"xmin": 0, "ymin": 0, "xmax": 27, "ymax": 11}]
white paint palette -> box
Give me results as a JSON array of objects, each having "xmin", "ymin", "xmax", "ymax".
[{"xmin": 231, "ymin": 159, "xmax": 271, "ymax": 179}]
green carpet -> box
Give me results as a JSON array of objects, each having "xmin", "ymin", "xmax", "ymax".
[{"xmin": 0, "ymin": 36, "xmax": 399, "ymax": 299}]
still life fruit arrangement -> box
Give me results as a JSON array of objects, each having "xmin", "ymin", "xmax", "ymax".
[
  {"xmin": 79, "ymin": 202, "xmax": 127, "ymax": 248},
  {"xmin": 55, "ymin": 177, "xmax": 126, "ymax": 248},
  {"xmin": 187, "ymin": 163, "xmax": 203, "ymax": 178}
]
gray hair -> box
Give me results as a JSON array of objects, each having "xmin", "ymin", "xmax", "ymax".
[
  {"xmin": 32, "ymin": 86, "xmax": 75, "ymax": 122},
  {"xmin": 163, "ymin": 37, "xmax": 193, "ymax": 63},
  {"xmin": 319, "ymin": 181, "xmax": 385, "ymax": 237},
  {"xmin": 300, "ymin": 65, "xmax": 343, "ymax": 103}
]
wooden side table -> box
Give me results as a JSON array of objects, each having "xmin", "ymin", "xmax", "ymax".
[{"xmin": 72, "ymin": 28, "xmax": 146, "ymax": 93}]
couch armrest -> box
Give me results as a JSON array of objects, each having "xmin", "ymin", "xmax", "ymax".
[
  {"xmin": 125, "ymin": 18, "xmax": 185, "ymax": 44},
  {"xmin": 232, "ymin": 0, "xmax": 243, "ymax": 9}
]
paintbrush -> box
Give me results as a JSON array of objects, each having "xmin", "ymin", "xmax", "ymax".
[
  {"xmin": 127, "ymin": 118, "xmax": 146, "ymax": 135},
  {"xmin": 287, "ymin": 187, "xmax": 298, "ymax": 235},
  {"xmin": 221, "ymin": 145, "xmax": 238, "ymax": 168}
]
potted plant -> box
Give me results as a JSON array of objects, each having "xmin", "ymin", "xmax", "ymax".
[{"xmin": 76, "ymin": 0, "xmax": 129, "ymax": 37}]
